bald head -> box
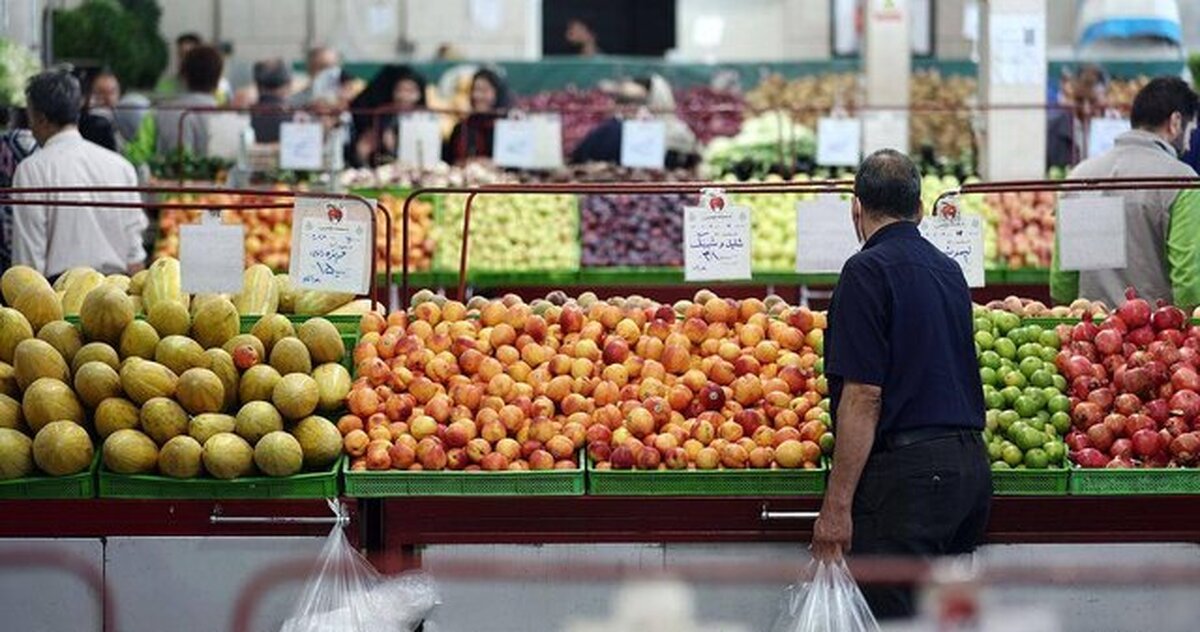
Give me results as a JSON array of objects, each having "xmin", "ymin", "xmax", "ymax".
[{"xmin": 854, "ymin": 149, "xmax": 922, "ymax": 220}]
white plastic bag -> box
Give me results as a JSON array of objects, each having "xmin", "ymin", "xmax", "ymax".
[
  {"xmin": 770, "ymin": 560, "xmax": 880, "ymax": 632},
  {"xmin": 280, "ymin": 521, "xmax": 438, "ymax": 632}
]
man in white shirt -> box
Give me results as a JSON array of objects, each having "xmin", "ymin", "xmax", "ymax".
[{"xmin": 12, "ymin": 70, "xmax": 147, "ymax": 279}]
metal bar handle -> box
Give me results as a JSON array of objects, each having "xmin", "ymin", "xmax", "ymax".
[
  {"xmin": 209, "ymin": 499, "xmax": 350, "ymax": 526},
  {"xmin": 760, "ymin": 504, "xmax": 820, "ymax": 521}
]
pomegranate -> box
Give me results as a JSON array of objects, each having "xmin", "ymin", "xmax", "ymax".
[
  {"xmin": 1124, "ymin": 414, "xmax": 1156, "ymax": 438},
  {"xmin": 1086, "ymin": 423, "xmax": 1115, "ymax": 452},
  {"xmin": 1109, "ymin": 437, "xmax": 1133, "ymax": 459},
  {"xmin": 1149, "ymin": 341, "xmax": 1182, "ymax": 366},
  {"xmin": 1165, "ymin": 416, "xmax": 1191, "ymax": 438},
  {"xmin": 1088, "ymin": 388, "xmax": 1116, "ymax": 412},
  {"xmin": 1117, "ymin": 287, "xmax": 1152, "ymax": 329},
  {"xmin": 1092, "ymin": 363, "xmax": 1109, "ymax": 382},
  {"xmin": 1072, "ymin": 316, "xmax": 1099, "ymax": 343},
  {"xmin": 1071, "ymin": 401, "xmax": 1104, "ymax": 429},
  {"xmin": 1114, "ymin": 393, "xmax": 1142, "ymax": 416},
  {"xmin": 1158, "ymin": 382, "xmax": 1176, "ymax": 401},
  {"xmin": 1144, "ymin": 399, "xmax": 1171, "ymax": 423},
  {"xmin": 1103, "ymin": 413, "xmax": 1127, "ymax": 437},
  {"xmin": 1106, "ymin": 455, "xmax": 1134, "ymax": 468},
  {"xmin": 1159, "ymin": 329, "xmax": 1186, "ymax": 348},
  {"xmin": 1100, "ymin": 315, "xmax": 1129, "ymax": 335},
  {"xmin": 1172, "ymin": 367, "xmax": 1200, "ymax": 392},
  {"xmin": 1151, "ymin": 300, "xmax": 1187, "ymax": 332},
  {"xmin": 1065, "ymin": 430, "xmax": 1092, "ymax": 451},
  {"xmin": 1169, "ymin": 389, "xmax": 1200, "ymax": 419},
  {"xmin": 1121, "ymin": 367, "xmax": 1153, "ymax": 397},
  {"xmin": 1128, "ymin": 326, "xmax": 1156, "ymax": 347},
  {"xmin": 1146, "ymin": 451, "xmax": 1172, "ymax": 468},
  {"xmin": 1168, "ymin": 432, "xmax": 1200, "ymax": 465},
  {"xmin": 1071, "ymin": 375, "xmax": 1101, "ymax": 400},
  {"xmin": 1146, "ymin": 361, "xmax": 1170, "ymax": 386},
  {"xmin": 1070, "ymin": 341, "xmax": 1099, "ymax": 363},
  {"xmin": 1094, "ymin": 329, "xmax": 1123, "ymax": 356},
  {"xmin": 1131, "ymin": 428, "xmax": 1162, "ymax": 458},
  {"xmin": 1071, "ymin": 447, "xmax": 1110, "ymax": 468},
  {"xmin": 1179, "ymin": 346, "xmax": 1200, "ymax": 368},
  {"xmin": 1103, "ymin": 354, "xmax": 1126, "ymax": 378}
]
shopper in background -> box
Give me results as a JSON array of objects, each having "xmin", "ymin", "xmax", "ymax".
[
  {"xmin": 571, "ymin": 74, "xmax": 699, "ymax": 168},
  {"xmin": 0, "ymin": 107, "xmax": 38, "ymax": 272},
  {"xmin": 565, "ymin": 18, "xmax": 602, "ymax": 57},
  {"xmin": 443, "ymin": 68, "xmax": 509, "ymax": 164},
  {"xmin": 249, "ymin": 59, "xmax": 293, "ymax": 144},
  {"xmin": 813, "ymin": 149, "xmax": 990, "ymax": 620},
  {"xmin": 85, "ymin": 69, "xmax": 152, "ymax": 150},
  {"xmin": 76, "ymin": 70, "xmax": 119, "ymax": 152},
  {"xmin": 1051, "ymin": 77, "xmax": 1200, "ymax": 309},
  {"xmin": 1046, "ymin": 66, "xmax": 1108, "ymax": 169},
  {"xmin": 11, "ymin": 70, "xmax": 147, "ymax": 280},
  {"xmin": 349, "ymin": 65, "xmax": 427, "ymax": 167},
  {"xmin": 291, "ymin": 46, "xmax": 342, "ymax": 107},
  {"xmin": 155, "ymin": 32, "xmax": 202, "ymax": 97},
  {"xmin": 149, "ymin": 44, "xmax": 225, "ymax": 157}
]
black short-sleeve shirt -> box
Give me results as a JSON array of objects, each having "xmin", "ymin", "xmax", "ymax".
[{"xmin": 825, "ymin": 221, "xmax": 984, "ymax": 436}]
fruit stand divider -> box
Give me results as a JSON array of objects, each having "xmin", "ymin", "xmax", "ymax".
[
  {"xmin": 0, "ymin": 185, "xmax": 395, "ymax": 311},
  {"xmin": 396, "ymin": 179, "xmax": 856, "ymax": 309}
]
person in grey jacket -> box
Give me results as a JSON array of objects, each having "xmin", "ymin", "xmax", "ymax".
[{"xmin": 1052, "ymin": 77, "xmax": 1200, "ymax": 310}]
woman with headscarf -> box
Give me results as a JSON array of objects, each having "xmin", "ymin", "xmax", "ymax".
[
  {"xmin": 348, "ymin": 65, "xmax": 427, "ymax": 168},
  {"xmin": 442, "ymin": 68, "xmax": 511, "ymax": 164}
]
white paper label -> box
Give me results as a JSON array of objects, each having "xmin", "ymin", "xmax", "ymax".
[
  {"xmin": 620, "ymin": 120, "xmax": 666, "ymax": 169},
  {"xmin": 1087, "ymin": 118, "xmax": 1130, "ymax": 159},
  {"xmin": 920, "ymin": 214, "xmax": 986, "ymax": 287},
  {"xmin": 289, "ymin": 197, "xmax": 374, "ymax": 294},
  {"xmin": 816, "ymin": 117, "xmax": 862, "ymax": 167},
  {"xmin": 988, "ymin": 13, "xmax": 1046, "ymax": 88},
  {"xmin": 795, "ymin": 197, "xmax": 859, "ymax": 273},
  {"xmin": 398, "ymin": 113, "xmax": 442, "ymax": 168},
  {"xmin": 532, "ymin": 114, "xmax": 564, "ymax": 169},
  {"xmin": 180, "ymin": 222, "xmax": 245, "ymax": 293},
  {"xmin": 1057, "ymin": 195, "xmax": 1127, "ymax": 270},
  {"xmin": 862, "ymin": 110, "xmax": 908, "ymax": 156},
  {"xmin": 493, "ymin": 119, "xmax": 536, "ymax": 168},
  {"xmin": 279, "ymin": 122, "xmax": 324, "ymax": 170},
  {"xmin": 684, "ymin": 202, "xmax": 752, "ymax": 282}
]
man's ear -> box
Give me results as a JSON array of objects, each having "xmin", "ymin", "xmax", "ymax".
[{"xmin": 1169, "ymin": 111, "xmax": 1183, "ymax": 138}]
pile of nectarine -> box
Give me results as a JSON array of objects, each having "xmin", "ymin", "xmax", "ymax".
[{"xmin": 339, "ymin": 289, "xmax": 832, "ymax": 473}]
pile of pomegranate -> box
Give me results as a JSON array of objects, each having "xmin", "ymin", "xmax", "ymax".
[{"xmin": 1060, "ymin": 288, "xmax": 1200, "ymax": 468}]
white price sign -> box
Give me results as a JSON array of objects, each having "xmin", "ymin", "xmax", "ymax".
[
  {"xmin": 180, "ymin": 213, "xmax": 245, "ymax": 294},
  {"xmin": 398, "ymin": 113, "xmax": 442, "ymax": 168},
  {"xmin": 683, "ymin": 196, "xmax": 752, "ymax": 282},
  {"xmin": 279, "ymin": 121, "xmax": 324, "ymax": 170},
  {"xmin": 289, "ymin": 197, "xmax": 374, "ymax": 294},
  {"xmin": 1087, "ymin": 118, "xmax": 1130, "ymax": 159},
  {"xmin": 620, "ymin": 120, "xmax": 666, "ymax": 169},
  {"xmin": 816, "ymin": 117, "xmax": 862, "ymax": 167},
  {"xmin": 492, "ymin": 119, "xmax": 536, "ymax": 168},
  {"xmin": 988, "ymin": 12, "xmax": 1046, "ymax": 88},
  {"xmin": 531, "ymin": 114, "xmax": 564, "ymax": 169},
  {"xmin": 795, "ymin": 196, "xmax": 859, "ymax": 273},
  {"xmin": 920, "ymin": 213, "xmax": 986, "ymax": 288},
  {"xmin": 1057, "ymin": 195, "xmax": 1127, "ymax": 271}
]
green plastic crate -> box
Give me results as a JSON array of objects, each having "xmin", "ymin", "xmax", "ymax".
[
  {"xmin": 342, "ymin": 457, "xmax": 585, "ymax": 497},
  {"xmin": 1068, "ymin": 467, "xmax": 1200, "ymax": 496},
  {"xmin": 586, "ymin": 459, "xmax": 826, "ymax": 496},
  {"xmin": 990, "ymin": 467, "xmax": 1069, "ymax": 496},
  {"xmin": 0, "ymin": 450, "xmax": 99, "ymax": 499},
  {"xmin": 98, "ymin": 455, "xmax": 343, "ymax": 499}
]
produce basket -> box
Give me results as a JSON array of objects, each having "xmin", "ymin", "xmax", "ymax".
[
  {"xmin": 341, "ymin": 455, "xmax": 585, "ymax": 497},
  {"xmin": 990, "ymin": 467, "xmax": 1070, "ymax": 496},
  {"xmin": 98, "ymin": 455, "xmax": 343, "ymax": 500},
  {"xmin": 0, "ymin": 451, "xmax": 100, "ymax": 500},
  {"xmin": 1068, "ymin": 467, "xmax": 1200, "ymax": 496},
  {"xmin": 586, "ymin": 459, "xmax": 827, "ymax": 496}
]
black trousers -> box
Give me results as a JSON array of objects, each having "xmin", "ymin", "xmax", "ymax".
[{"xmin": 851, "ymin": 430, "xmax": 992, "ymax": 620}]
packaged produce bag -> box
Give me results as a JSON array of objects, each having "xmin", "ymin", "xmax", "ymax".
[
  {"xmin": 770, "ymin": 560, "xmax": 880, "ymax": 632},
  {"xmin": 280, "ymin": 522, "xmax": 437, "ymax": 632}
]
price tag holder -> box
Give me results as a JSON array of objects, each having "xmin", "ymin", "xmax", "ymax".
[
  {"xmin": 289, "ymin": 197, "xmax": 374, "ymax": 294},
  {"xmin": 795, "ymin": 196, "xmax": 859, "ymax": 273},
  {"xmin": 1057, "ymin": 194, "xmax": 1127, "ymax": 270},
  {"xmin": 1087, "ymin": 118, "xmax": 1129, "ymax": 159},
  {"xmin": 398, "ymin": 112, "xmax": 442, "ymax": 168},
  {"xmin": 816, "ymin": 117, "xmax": 862, "ymax": 167},
  {"xmin": 279, "ymin": 121, "xmax": 325, "ymax": 171},
  {"xmin": 531, "ymin": 114, "xmax": 564, "ymax": 169},
  {"xmin": 493, "ymin": 119, "xmax": 536, "ymax": 168},
  {"xmin": 620, "ymin": 119, "xmax": 666, "ymax": 169},
  {"xmin": 180, "ymin": 211, "xmax": 245, "ymax": 294},
  {"xmin": 920, "ymin": 210, "xmax": 986, "ymax": 288},
  {"xmin": 684, "ymin": 189, "xmax": 752, "ymax": 282}
]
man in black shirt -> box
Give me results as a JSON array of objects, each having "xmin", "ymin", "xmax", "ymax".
[{"xmin": 812, "ymin": 149, "xmax": 990, "ymax": 619}]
